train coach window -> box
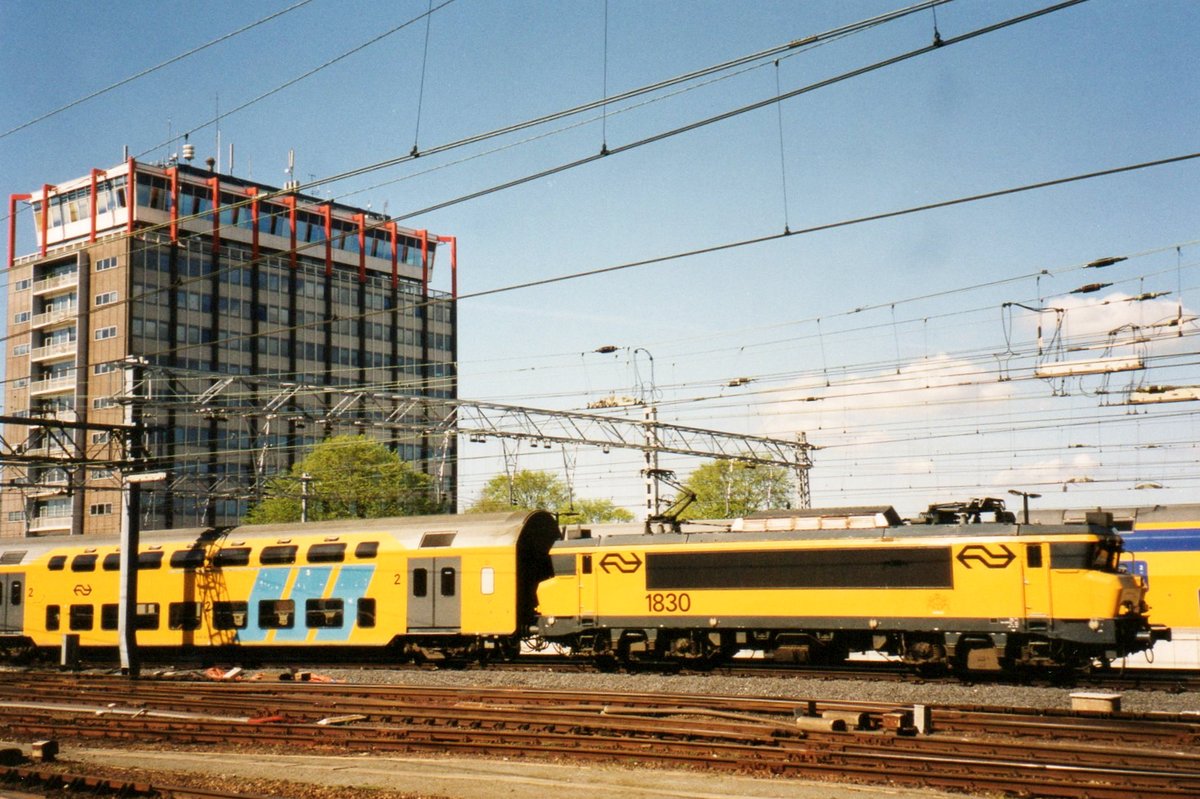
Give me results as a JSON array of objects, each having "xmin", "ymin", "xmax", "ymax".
[
  {"xmin": 136, "ymin": 603, "xmax": 160, "ymax": 630},
  {"xmin": 45, "ymin": 605, "xmax": 60, "ymax": 631},
  {"xmin": 71, "ymin": 554, "xmax": 97, "ymax": 572},
  {"xmin": 69, "ymin": 604, "xmax": 94, "ymax": 631},
  {"xmin": 260, "ymin": 545, "xmax": 297, "ymax": 565},
  {"xmin": 212, "ymin": 548, "xmax": 251, "ymax": 568},
  {"xmin": 47, "ymin": 555, "xmax": 66, "ymax": 571},
  {"xmin": 354, "ymin": 541, "xmax": 379, "ymax": 559},
  {"xmin": 258, "ymin": 599, "xmax": 294, "ymax": 629},
  {"xmin": 357, "ymin": 598, "xmax": 376, "ymax": 628},
  {"xmin": 168, "ymin": 601, "xmax": 202, "ymax": 630},
  {"xmin": 581, "ymin": 554, "xmax": 593, "ymax": 575},
  {"xmin": 9, "ymin": 581, "xmax": 20, "ymax": 607},
  {"xmin": 1026, "ymin": 544, "xmax": 1043, "ymax": 568},
  {"xmin": 100, "ymin": 604, "xmax": 118, "ymax": 631},
  {"xmin": 481, "ymin": 567, "xmax": 495, "ymax": 596},
  {"xmin": 440, "ymin": 567, "xmax": 457, "ymax": 597},
  {"xmin": 213, "ymin": 601, "xmax": 249, "ymax": 629},
  {"xmin": 551, "ymin": 554, "xmax": 576, "ymax": 576},
  {"xmin": 138, "ymin": 551, "xmax": 163, "ymax": 570},
  {"xmin": 307, "ymin": 543, "xmax": 346, "ymax": 563},
  {"xmin": 305, "ymin": 598, "xmax": 344, "ymax": 628},
  {"xmin": 412, "ymin": 568, "xmax": 428, "ymax": 598},
  {"xmin": 102, "ymin": 553, "xmax": 120, "ymax": 571},
  {"xmin": 170, "ymin": 549, "xmax": 206, "ymax": 570}
]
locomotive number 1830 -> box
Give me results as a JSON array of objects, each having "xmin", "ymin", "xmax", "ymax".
[{"xmin": 646, "ymin": 592, "xmax": 692, "ymax": 612}]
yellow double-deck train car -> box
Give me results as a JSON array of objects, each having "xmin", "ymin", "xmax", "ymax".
[
  {"xmin": 0, "ymin": 511, "xmax": 559, "ymax": 663},
  {"xmin": 534, "ymin": 506, "xmax": 1166, "ymax": 671}
]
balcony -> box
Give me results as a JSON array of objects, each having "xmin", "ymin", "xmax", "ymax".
[
  {"xmin": 31, "ymin": 305, "xmax": 78, "ymax": 328},
  {"xmin": 32, "ymin": 271, "xmax": 79, "ymax": 296},
  {"xmin": 30, "ymin": 340, "xmax": 77, "ymax": 362},
  {"xmin": 28, "ymin": 374, "xmax": 76, "ymax": 396},
  {"xmin": 28, "ymin": 514, "xmax": 72, "ymax": 534}
]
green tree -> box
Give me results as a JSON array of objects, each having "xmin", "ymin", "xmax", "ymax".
[
  {"xmin": 244, "ymin": 435, "xmax": 436, "ymax": 524},
  {"xmin": 679, "ymin": 460, "xmax": 792, "ymax": 520},
  {"xmin": 467, "ymin": 470, "xmax": 633, "ymax": 523}
]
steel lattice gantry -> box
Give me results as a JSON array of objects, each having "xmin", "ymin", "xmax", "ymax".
[{"xmin": 125, "ymin": 366, "xmax": 814, "ymax": 509}]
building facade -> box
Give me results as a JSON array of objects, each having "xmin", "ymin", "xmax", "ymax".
[{"xmin": 4, "ymin": 158, "xmax": 456, "ymax": 538}]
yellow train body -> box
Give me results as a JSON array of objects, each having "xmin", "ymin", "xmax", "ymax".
[
  {"xmin": 0, "ymin": 511, "xmax": 559, "ymax": 661},
  {"xmin": 534, "ymin": 510, "xmax": 1163, "ymax": 670}
]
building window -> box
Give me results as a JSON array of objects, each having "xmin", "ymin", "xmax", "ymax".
[
  {"xmin": 95, "ymin": 257, "xmax": 118, "ymax": 272},
  {"xmin": 14, "ymin": 278, "xmax": 31, "ymax": 291},
  {"xmin": 95, "ymin": 326, "xmax": 117, "ymax": 340},
  {"xmin": 13, "ymin": 311, "xmax": 30, "ymax": 324},
  {"xmin": 95, "ymin": 291, "xmax": 118, "ymax": 307},
  {"xmin": 94, "ymin": 362, "xmax": 117, "ymax": 375},
  {"xmin": 89, "ymin": 468, "xmax": 113, "ymax": 479},
  {"xmin": 13, "ymin": 344, "xmax": 29, "ymax": 356},
  {"xmin": 91, "ymin": 431, "xmax": 109, "ymax": 444},
  {"xmin": 92, "ymin": 397, "xmax": 117, "ymax": 410},
  {"xmin": 89, "ymin": 503, "xmax": 113, "ymax": 516}
]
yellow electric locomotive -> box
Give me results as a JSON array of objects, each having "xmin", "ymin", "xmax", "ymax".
[
  {"xmin": 533, "ymin": 504, "xmax": 1168, "ymax": 672},
  {"xmin": 0, "ymin": 511, "xmax": 559, "ymax": 663}
]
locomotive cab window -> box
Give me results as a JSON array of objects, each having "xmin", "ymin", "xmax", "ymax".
[
  {"xmin": 551, "ymin": 554, "xmax": 576, "ymax": 576},
  {"xmin": 1025, "ymin": 544, "xmax": 1043, "ymax": 568},
  {"xmin": 1051, "ymin": 542, "xmax": 1116, "ymax": 572}
]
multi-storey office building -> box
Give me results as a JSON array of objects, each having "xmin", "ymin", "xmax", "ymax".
[{"xmin": 3, "ymin": 158, "xmax": 457, "ymax": 538}]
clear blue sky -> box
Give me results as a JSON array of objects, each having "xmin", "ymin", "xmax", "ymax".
[{"xmin": 2, "ymin": 0, "xmax": 1199, "ymax": 518}]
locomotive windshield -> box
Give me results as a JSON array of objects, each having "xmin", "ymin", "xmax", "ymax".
[{"xmin": 1049, "ymin": 541, "xmax": 1119, "ymax": 572}]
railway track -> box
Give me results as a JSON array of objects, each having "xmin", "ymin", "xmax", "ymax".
[{"xmin": 1, "ymin": 671, "xmax": 1199, "ymax": 797}]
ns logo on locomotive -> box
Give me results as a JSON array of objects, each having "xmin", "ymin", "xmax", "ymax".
[{"xmin": 0, "ymin": 500, "xmax": 1177, "ymax": 674}]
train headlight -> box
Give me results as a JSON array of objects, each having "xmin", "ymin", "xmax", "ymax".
[
  {"xmin": 1088, "ymin": 619, "xmax": 1101, "ymax": 631},
  {"xmin": 546, "ymin": 616, "xmax": 556, "ymax": 626}
]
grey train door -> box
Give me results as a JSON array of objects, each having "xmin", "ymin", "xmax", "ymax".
[
  {"xmin": 0, "ymin": 573, "xmax": 25, "ymax": 633},
  {"xmin": 406, "ymin": 557, "xmax": 462, "ymax": 630}
]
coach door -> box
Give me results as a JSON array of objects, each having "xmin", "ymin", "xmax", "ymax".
[
  {"xmin": 1022, "ymin": 543, "xmax": 1052, "ymax": 629},
  {"xmin": 407, "ymin": 557, "xmax": 462, "ymax": 630},
  {"xmin": 0, "ymin": 573, "xmax": 25, "ymax": 633}
]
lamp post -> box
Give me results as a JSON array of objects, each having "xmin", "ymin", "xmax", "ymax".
[{"xmin": 1007, "ymin": 489, "xmax": 1041, "ymax": 524}]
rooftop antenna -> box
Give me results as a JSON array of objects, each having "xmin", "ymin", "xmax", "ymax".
[
  {"xmin": 228, "ymin": 142, "xmax": 234, "ymax": 175},
  {"xmin": 214, "ymin": 94, "xmax": 221, "ymax": 173},
  {"xmin": 284, "ymin": 149, "xmax": 298, "ymax": 192}
]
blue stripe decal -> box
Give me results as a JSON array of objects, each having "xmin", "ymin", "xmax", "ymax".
[
  {"xmin": 240, "ymin": 567, "xmax": 291, "ymax": 643},
  {"xmin": 1126, "ymin": 527, "xmax": 1200, "ymax": 553},
  {"xmin": 315, "ymin": 565, "xmax": 375, "ymax": 642},
  {"xmin": 273, "ymin": 567, "xmax": 333, "ymax": 642}
]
